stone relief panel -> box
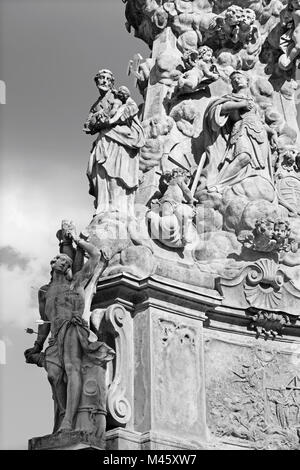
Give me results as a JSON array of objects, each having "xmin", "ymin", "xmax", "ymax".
[
  {"xmin": 152, "ymin": 314, "xmax": 205, "ymax": 439},
  {"xmin": 205, "ymin": 333, "xmax": 300, "ymax": 449}
]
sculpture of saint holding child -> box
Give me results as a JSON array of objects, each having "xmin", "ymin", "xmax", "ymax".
[{"xmin": 83, "ymin": 69, "xmax": 145, "ymax": 218}]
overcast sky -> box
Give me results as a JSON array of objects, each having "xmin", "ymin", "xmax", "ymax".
[{"xmin": 0, "ymin": 0, "xmax": 148, "ymax": 449}]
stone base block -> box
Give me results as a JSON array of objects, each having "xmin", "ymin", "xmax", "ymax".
[
  {"xmin": 140, "ymin": 431, "xmax": 204, "ymax": 451},
  {"xmin": 29, "ymin": 430, "xmax": 104, "ymax": 450},
  {"xmin": 106, "ymin": 429, "xmax": 141, "ymax": 450},
  {"xmin": 106, "ymin": 428, "xmax": 204, "ymax": 451}
]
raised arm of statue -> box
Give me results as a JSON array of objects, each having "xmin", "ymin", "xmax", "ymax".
[
  {"xmin": 220, "ymin": 99, "xmax": 253, "ymax": 115},
  {"xmin": 57, "ymin": 220, "xmax": 76, "ymax": 261},
  {"xmin": 62, "ymin": 222, "xmax": 102, "ymax": 289}
]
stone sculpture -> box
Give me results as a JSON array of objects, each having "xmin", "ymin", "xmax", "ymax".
[
  {"xmin": 147, "ymin": 168, "xmax": 195, "ymax": 248},
  {"xmin": 25, "ymin": 221, "xmax": 115, "ymax": 446},
  {"xmin": 278, "ymin": 0, "xmax": 300, "ymax": 70},
  {"xmin": 275, "ymin": 145, "xmax": 300, "ymax": 216},
  {"xmin": 178, "ymin": 46, "xmax": 219, "ymax": 94},
  {"xmin": 202, "ymin": 70, "xmax": 275, "ymax": 194},
  {"xmin": 25, "ymin": 0, "xmax": 300, "ymax": 451},
  {"xmin": 84, "ymin": 69, "xmax": 145, "ymax": 218}
]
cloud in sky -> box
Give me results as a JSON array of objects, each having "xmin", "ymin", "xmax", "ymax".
[
  {"xmin": 0, "ymin": 177, "xmax": 90, "ymax": 328},
  {"xmin": 0, "ymin": 185, "xmax": 49, "ymax": 326},
  {"xmin": 0, "ymin": 246, "xmax": 30, "ymax": 270},
  {"xmin": 0, "ymin": 0, "xmax": 149, "ymax": 333},
  {"xmin": 0, "ymin": 0, "xmax": 151, "ymax": 450}
]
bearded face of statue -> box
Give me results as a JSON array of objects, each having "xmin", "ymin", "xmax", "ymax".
[{"xmin": 96, "ymin": 71, "xmax": 114, "ymax": 93}]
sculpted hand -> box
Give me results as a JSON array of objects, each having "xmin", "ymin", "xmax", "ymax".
[
  {"xmin": 63, "ymin": 221, "xmax": 79, "ymax": 243},
  {"xmin": 57, "ymin": 220, "xmax": 74, "ymax": 243},
  {"xmin": 121, "ymin": 106, "xmax": 131, "ymax": 121},
  {"xmin": 71, "ymin": 314, "xmax": 88, "ymax": 328},
  {"xmin": 242, "ymin": 100, "xmax": 254, "ymax": 111},
  {"xmin": 24, "ymin": 344, "xmax": 42, "ymax": 363}
]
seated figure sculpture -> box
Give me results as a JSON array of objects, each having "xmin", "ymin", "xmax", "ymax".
[
  {"xmin": 147, "ymin": 168, "xmax": 195, "ymax": 248},
  {"xmin": 203, "ymin": 70, "xmax": 276, "ymax": 196}
]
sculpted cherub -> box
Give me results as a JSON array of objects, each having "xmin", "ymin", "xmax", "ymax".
[
  {"xmin": 154, "ymin": 168, "xmax": 195, "ymax": 244},
  {"xmin": 85, "ymin": 85, "xmax": 136, "ymax": 131},
  {"xmin": 242, "ymin": 218, "xmax": 277, "ymax": 252},
  {"xmin": 273, "ymin": 219, "xmax": 294, "ymax": 251},
  {"xmin": 178, "ymin": 46, "xmax": 219, "ymax": 94},
  {"xmin": 108, "ymin": 86, "xmax": 134, "ymax": 125},
  {"xmin": 241, "ymin": 217, "xmax": 297, "ymax": 253},
  {"xmin": 221, "ymin": 5, "xmax": 244, "ymax": 44},
  {"xmin": 275, "ymin": 146, "xmax": 300, "ymax": 216},
  {"xmin": 158, "ymin": 168, "xmax": 195, "ymax": 213},
  {"xmin": 238, "ymin": 8, "xmax": 258, "ymax": 44},
  {"xmin": 279, "ymin": 0, "xmax": 300, "ymax": 70}
]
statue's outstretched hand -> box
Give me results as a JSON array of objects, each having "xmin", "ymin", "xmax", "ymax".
[{"xmin": 60, "ymin": 220, "xmax": 79, "ymax": 243}]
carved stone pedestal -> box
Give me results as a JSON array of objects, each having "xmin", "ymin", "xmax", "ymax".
[
  {"xmin": 97, "ymin": 273, "xmax": 300, "ymax": 451},
  {"xmin": 93, "ymin": 273, "xmax": 211, "ymax": 450}
]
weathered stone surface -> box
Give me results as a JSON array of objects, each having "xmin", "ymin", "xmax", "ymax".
[
  {"xmin": 29, "ymin": 430, "xmax": 105, "ymax": 450},
  {"xmin": 26, "ymin": 0, "xmax": 300, "ymax": 451},
  {"xmin": 216, "ymin": 257, "xmax": 300, "ymax": 316},
  {"xmin": 25, "ymin": 222, "xmax": 115, "ymax": 448},
  {"xmin": 84, "ymin": 69, "xmax": 145, "ymax": 218},
  {"xmin": 204, "ymin": 329, "xmax": 300, "ymax": 450},
  {"xmin": 93, "ymin": 274, "xmax": 210, "ymax": 449}
]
